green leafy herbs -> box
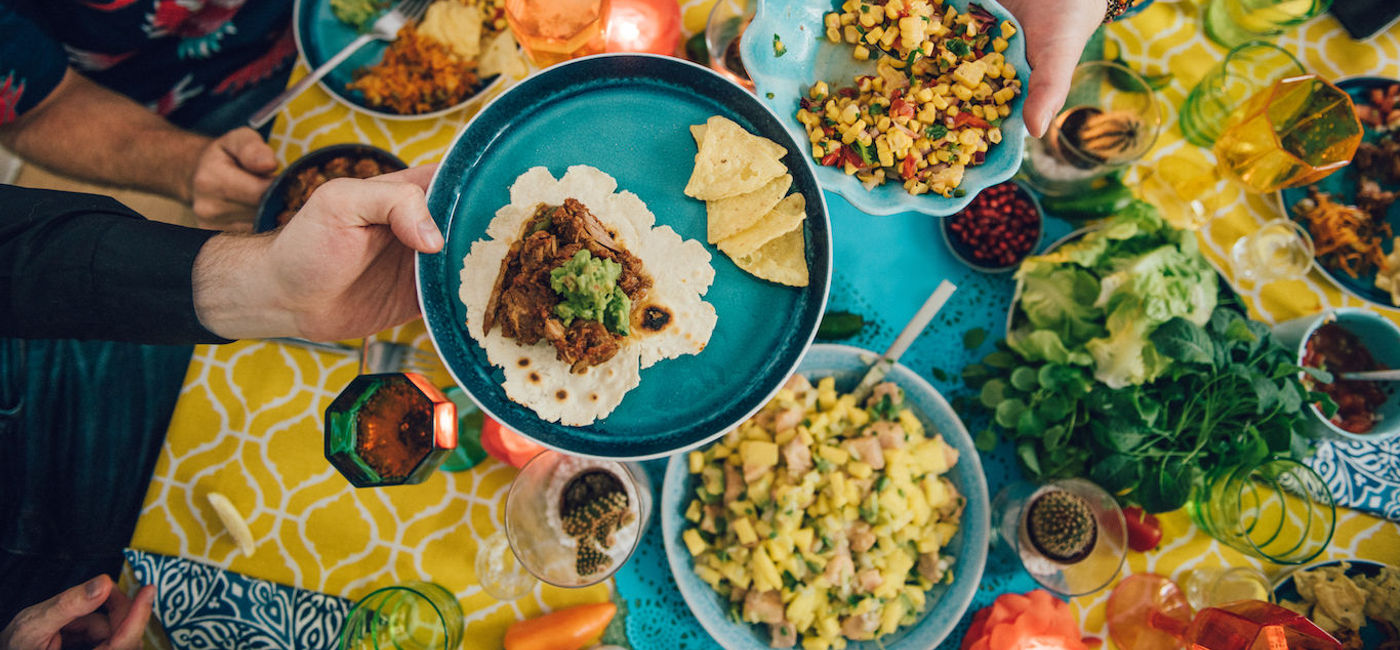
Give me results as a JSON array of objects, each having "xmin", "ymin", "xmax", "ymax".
[
  {"xmin": 773, "ymin": 34, "xmax": 787, "ymax": 57},
  {"xmin": 967, "ymin": 306, "xmax": 1320, "ymax": 513},
  {"xmin": 925, "ymin": 123, "xmax": 949, "ymax": 140},
  {"xmin": 963, "ymin": 327, "xmax": 988, "ymax": 350},
  {"xmin": 946, "ymin": 38, "xmax": 971, "ymax": 58},
  {"xmin": 817, "ymin": 310, "xmax": 865, "ymax": 340}
]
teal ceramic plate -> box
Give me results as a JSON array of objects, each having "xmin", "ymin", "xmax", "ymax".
[
  {"xmin": 1273, "ymin": 559, "xmax": 1395, "ymax": 647},
  {"xmin": 661, "ymin": 343, "xmax": 989, "ymax": 649},
  {"xmin": 1278, "ymin": 76, "xmax": 1400, "ymax": 310},
  {"xmin": 417, "ymin": 54, "xmax": 832, "ymax": 460},
  {"xmin": 292, "ymin": 0, "xmax": 505, "ymax": 119},
  {"xmin": 742, "ymin": 0, "xmax": 1031, "ymax": 216}
]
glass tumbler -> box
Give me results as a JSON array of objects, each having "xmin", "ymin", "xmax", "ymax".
[
  {"xmin": 1213, "ymin": 74, "xmax": 1362, "ymax": 194},
  {"xmin": 1229, "ymin": 219, "xmax": 1315, "ymax": 284},
  {"xmin": 504, "ymin": 450, "xmax": 652, "ymax": 587},
  {"xmin": 1204, "ymin": 0, "xmax": 1334, "ymax": 49},
  {"xmin": 1188, "ymin": 456, "xmax": 1336, "ymax": 565},
  {"xmin": 991, "ymin": 478, "xmax": 1128, "ymax": 597},
  {"xmin": 1020, "ymin": 61, "xmax": 1164, "ymax": 196},
  {"xmin": 1179, "ymin": 41, "xmax": 1304, "ymax": 147},
  {"xmin": 340, "ymin": 581, "xmax": 464, "ymax": 650},
  {"xmin": 505, "ymin": 0, "xmax": 610, "ymax": 68},
  {"xmin": 705, "ymin": 0, "xmax": 755, "ymax": 90}
]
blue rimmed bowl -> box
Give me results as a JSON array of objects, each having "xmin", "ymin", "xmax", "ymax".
[
  {"xmin": 417, "ymin": 54, "xmax": 832, "ymax": 460},
  {"xmin": 741, "ymin": 0, "xmax": 1031, "ymax": 216},
  {"xmin": 661, "ymin": 343, "xmax": 990, "ymax": 649}
]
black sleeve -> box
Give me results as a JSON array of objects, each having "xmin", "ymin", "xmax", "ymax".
[{"xmin": 0, "ymin": 184, "xmax": 233, "ymax": 344}]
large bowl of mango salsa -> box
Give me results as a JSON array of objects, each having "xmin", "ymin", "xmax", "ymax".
[
  {"xmin": 741, "ymin": 0, "xmax": 1031, "ymax": 217},
  {"xmin": 661, "ymin": 344, "xmax": 989, "ymax": 650}
]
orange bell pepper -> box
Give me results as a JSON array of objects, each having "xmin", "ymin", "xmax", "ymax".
[
  {"xmin": 503, "ymin": 602, "xmax": 617, "ymax": 650},
  {"xmin": 961, "ymin": 590, "xmax": 1089, "ymax": 650}
]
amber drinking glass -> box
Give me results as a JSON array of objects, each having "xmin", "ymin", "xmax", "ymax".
[
  {"xmin": 1213, "ymin": 74, "xmax": 1362, "ymax": 194},
  {"xmin": 705, "ymin": 0, "xmax": 755, "ymax": 90},
  {"xmin": 1179, "ymin": 41, "xmax": 1305, "ymax": 147},
  {"xmin": 505, "ymin": 0, "xmax": 610, "ymax": 68},
  {"xmin": 1108, "ymin": 575, "xmax": 1340, "ymax": 650}
]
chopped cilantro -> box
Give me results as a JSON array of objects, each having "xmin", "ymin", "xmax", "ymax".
[
  {"xmin": 773, "ymin": 34, "xmax": 787, "ymax": 57},
  {"xmin": 868, "ymin": 103, "xmax": 886, "ymax": 116},
  {"xmin": 870, "ymin": 394, "xmax": 901, "ymax": 421},
  {"xmin": 815, "ymin": 458, "xmax": 833, "ymax": 473},
  {"xmin": 854, "ymin": 140, "xmax": 876, "ymax": 165},
  {"xmin": 947, "ymin": 39, "xmax": 972, "ymax": 57},
  {"xmin": 925, "ymin": 123, "xmax": 949, "ymax": 140},
  {"xmin": 766, "ymin": 92, "xmax": 775, "ymax": 99},
  {"xmin": 954, "ymin": 188, "xmax": 968, "ymax": 198}
]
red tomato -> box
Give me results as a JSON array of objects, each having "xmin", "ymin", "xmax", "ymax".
[
  {"xmin": 1123, "ymin": 506, "xmax": 1163, "ymax": 552},
  {"xmin": 479, "ymin": 415, "xmax": 546, "ymax": 468},
  {"xmin": 820, "ymin": 151, "xmax": 841, "ymax": 166}
]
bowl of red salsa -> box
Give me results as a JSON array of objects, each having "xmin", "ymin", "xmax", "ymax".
[{"xmin": 1274, "ymin": 308, "xmax": 1400, "ymax": 441}]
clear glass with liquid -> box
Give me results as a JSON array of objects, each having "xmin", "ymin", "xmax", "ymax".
[{"xmin": 1229, "ymin": 219, "xmax": 1315, "ymax": 284}]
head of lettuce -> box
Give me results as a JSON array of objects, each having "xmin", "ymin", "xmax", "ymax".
[{"xmin": 1008, "ymin": 202, "xmax": 1218, "ymax": 389}]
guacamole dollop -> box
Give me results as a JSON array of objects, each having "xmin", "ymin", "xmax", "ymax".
[
  {"xmin": 550, "ymin": 250, "xmax": 631, "ymax": 336},
  {"xmin": 330, "ymin": 0, "xmax": 383, "ymax": 31}
]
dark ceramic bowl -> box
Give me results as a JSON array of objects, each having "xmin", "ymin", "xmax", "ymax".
[
  {"xmin": 255, "ymin": 143, "xmax": 406, "ymax": 233},
  {"xmin": 940, "ymin": 180, "xmax": 1044, "ymax": 274}
]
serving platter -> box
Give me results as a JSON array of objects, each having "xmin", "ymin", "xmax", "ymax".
[
  {"xmin": 292, "ymin": 0, "xmax": 508, "ymax": 120},
  {"xmin": 1272, "ymin": 558, "xmax": 1397, "ymax": 648},
  {"xmin": 418, "ymin": 54, "xmax": 832, "ymax": 460},
  {"xmin": 741, "ymin": 0, "xmax": 1031, "ymax": 217},
  {"xmin": 660, "ymin": 343, "xmax": 989, "ymax": 650},
  {"xmin": 1279, "ymin": 76, "xmax": 1400, "ymax": 310}
]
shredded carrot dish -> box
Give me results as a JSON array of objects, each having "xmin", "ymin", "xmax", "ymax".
[
  {"xmin": 1294, "ymin": 187, "xmax": 1393, "ymax": 279},
  {"xmin": 347, "ymin": 25, "xmax": 480, "ymax": 115}
]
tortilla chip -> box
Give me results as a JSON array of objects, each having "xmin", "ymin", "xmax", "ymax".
[
  {"xmin": 479, "ymin": 30, "xmax": 528, "ymax": 80},
  {"xmin": 706, "ymin": 173, "xmax": 791, "ymax": 244},
  {"xmin": 690, "ymin": 122, "xmax": 787, "ymax": 161},
  {"xmin": 684, "ymin": 116, "xmax": 787, "ymax": 200},
  {"xmin": 733, "ymin": 225, "xmax": 808, "ymax": 287},
  {"xmin": 717, "ymin": 193, "xmax": 806, "ymax": 259}
]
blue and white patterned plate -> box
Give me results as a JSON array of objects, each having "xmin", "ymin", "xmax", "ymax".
[
  {"xmin": 417, "ymin": 54, "xmax": 832, "ymax": 460},
  {"xmin": 660, "ymin": 343, "xmax": 990, "ymax": 650},
  {"xmin": 742, "ymin": 0, "xmax": 1031, "ymax": 217}
]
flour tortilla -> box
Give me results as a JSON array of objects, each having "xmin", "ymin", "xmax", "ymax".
[{"xmin": 460, "ymin": 166, "xmax": 716, "ymax": 425}]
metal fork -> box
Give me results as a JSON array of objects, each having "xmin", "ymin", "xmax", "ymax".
[
  {"xmin": 247, "ymin": 0, "xmax": 433, "ymax": 129},
  {"xmin": 270, "ymin": 337, "xmax": 439, "ymax": 375},
  {"xmin": 359, "ymin": 338, "xmax": 439, "ymax": 375}
]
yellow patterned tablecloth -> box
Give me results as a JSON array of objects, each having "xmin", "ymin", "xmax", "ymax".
[{"xmin": 130, "ymin": 1, "xmax": 1400, "ymax": 648}]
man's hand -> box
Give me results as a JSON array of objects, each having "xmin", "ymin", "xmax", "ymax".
[
  {"xmin": 190, "ymin": 127, "xmax": 279, "ymax": 232},
  {"xmin": 0, "ymin": 575, "xmax": 155, "ymax": 650},
  {"xmin": 192, "ymin": 165, "xmax": 445, "ymax": 341},
  {"xmin": 999, "ymin": 0, "xmax": 1108, "ymax": 137}
]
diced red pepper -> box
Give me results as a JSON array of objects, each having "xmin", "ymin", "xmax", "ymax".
[
  {"xmin": 891, "ymin": 97, "xmax": 915, "ymax": 120},
  {"xmin": 821, "ymin": 151, "xmax": 841, "ymax": 166},
  {"xmin": 900, "ymin": 154, "xmax": 917, "ymax": 180},
  {"xmin": 842, "ymin": 145, "xmax": 866, "ymax": 169},
  {"xmin": 953, "ymin": 112, "xmax": 992, "ymax": 129}
]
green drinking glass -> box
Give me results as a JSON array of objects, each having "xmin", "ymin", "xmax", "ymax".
[
  {"xmin": 340, "ymin": 581, "xmax": 465, "ymax": 650},
  {"xmin": 1187, "ymin": 457, "xmax": 1335, "ymax": 565},
  {"xmin": 1203, "ymin": 0, "xmax": 1334, "ymax": 49},
  {"xmin": 1179, "ymin": 41, "xmax": 1304, "ymax": 147}
]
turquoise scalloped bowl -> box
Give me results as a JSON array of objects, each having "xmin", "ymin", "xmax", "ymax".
[
  {"xmin": 741, "ymin": 0, "xmax": 1030, "ymax": 216},
  {"xmin": 661, "ymin": 344, "xmax": 990, "ymax": 649}
]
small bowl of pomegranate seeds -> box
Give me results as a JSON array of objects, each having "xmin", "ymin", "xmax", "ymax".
[{"xmin": 941, "ymin": 180, "xmax": 1043, "ymax": 273}]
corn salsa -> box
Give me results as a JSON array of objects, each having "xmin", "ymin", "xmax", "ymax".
[
  {"xmin": 798, "ymin": 0, "xmax": 1022, "ymax": 198},
  {"xmin": 681, "ymin": 376, "xmax": 964, "ymax": 649}
]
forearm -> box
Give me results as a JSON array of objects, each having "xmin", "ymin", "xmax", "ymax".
[
  {"xmin": 0, "ymin": 185, "xmax": 228, "ymax": 343},
  {"xmin": 0, "ymin": 70, "xmax": 210, "ymax": 202}
]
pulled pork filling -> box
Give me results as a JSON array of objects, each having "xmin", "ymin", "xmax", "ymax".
[{"xmin": 484, "ymin": 199, "xmax": 652, "ymax": 373}]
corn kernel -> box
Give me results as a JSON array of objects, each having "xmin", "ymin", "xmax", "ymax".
[
  {"xmin": 840, "ymin": 103, "xmax": 860, "ymax": 124},
  {"xmin": 811, "ymin": 81, "xmax": 829, "ymax": 99},
  {"xmin": 809, "ymin": 129, "xmax": 824, "ymax": 144},
  {"xmin": 989, "ymin": 127, "xmax": 1002, "ymax": 144},
  {"xmin": 811, "ymin": 143, "xmax": 825, "ymax": 159},
  {"xmin": 859, "ymin": 11, "xmax": 877, "ymax": 27},
  {"xmin": 876, "ymin": 115, "xmax": 891, "ymax": 131},
  {"xmin": 1002, "ymin": 63, "xmax": 1017, "ymax": 80},
  {"xmin": 993, "ymin": 87, "xmax": 1016, "ymax": 104},
  {"xmin": 824, "ymin": 11, "xmax": 840, "ymax": 29},
  {"xmin": 992, "ymin": 37, "xmax": 1008, "ymax": 53},
  {"xmin": 998, "ymin": 104, "xmax": 1011, "ymax": 117},
  {"xmin": 840, "ymin": 11, "xmax": 856, "ymax": 25},
  {"xmin": 854, "ymin": 44, "xmax": 871, "ymax": 60},
  {"xmin": 865, "ymin": 26, "xmax": 884, "ymax": 44},
  {"xmin": 1000, "ymin": 19, "xmax": 1017, "ymax": 39},
  {"xmin": 952, "ymin": 84, "xmax": 973, "ymax": 101}
]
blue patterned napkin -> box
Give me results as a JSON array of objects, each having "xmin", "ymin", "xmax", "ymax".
[
  {"xmin": 123, "ymin": 549, "xmax": 352, "ymax": 650},
  {"xmin": 1308, "ymin": 437, "xmax": 1400, "ymax": 521}
]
